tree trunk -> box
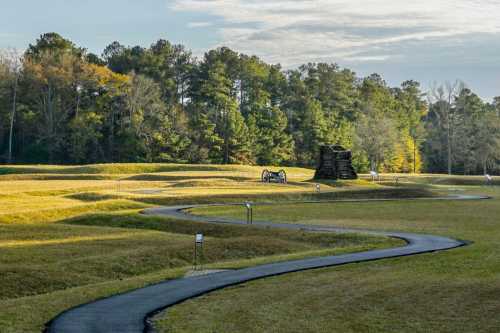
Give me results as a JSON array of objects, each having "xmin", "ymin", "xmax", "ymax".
[
  {"xmin": 447, "ymin": 113, "xmax": 452, "ymax": 175},
  {"xmin": 47, "ymin": 84, "xmax": 55, "ymax": 163},
  {"xmin": 446, "ymin": 88, "xmax": 454, "ymax": 175},
  {"xmin": 412, "ymin": 137, "xmax": 416, "ymax": 174},
  {"xmin": 180, "ymin": 82, "xmax": 185, "ymax": 108},
  {"xmin": 7, "ymin": 73, "xmax": 19, "ymax": 163},
  {"xmin": 224, "ymin": 111, "xmax": 229, "ymax": 164},
  {"xmin": 447, "ymin": 137, "xmax": 452, "ymax": 174}
]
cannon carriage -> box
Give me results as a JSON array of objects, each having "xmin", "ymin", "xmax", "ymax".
[{"xmin": 261, "ymin": 169, "xmax": 287, "ymax": 184}]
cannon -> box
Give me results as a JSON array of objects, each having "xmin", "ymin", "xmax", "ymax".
[{"xmin": 261, "ymin": 169, "xmax": 287, "ymax": 184}]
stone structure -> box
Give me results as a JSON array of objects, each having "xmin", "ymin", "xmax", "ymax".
[{"xmin": 314, "ymin": 145, "xmax": 358, "ymax": 180}]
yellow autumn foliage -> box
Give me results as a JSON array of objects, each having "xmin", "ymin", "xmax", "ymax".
[
  {"xmin": 85, "ymin": 63, "xmax": 130, "ymax": 94},
  {"xmin": 383, "ymin": 134, "xmax": 422, "ymax": 173}
]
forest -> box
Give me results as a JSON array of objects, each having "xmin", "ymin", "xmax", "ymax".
[{"xmin": 0, "ymin": 33, "xmax": 499, "ymax": 174}]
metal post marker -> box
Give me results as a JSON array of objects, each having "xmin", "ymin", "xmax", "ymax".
[
  {"xmin": 370, "ymin": 170, "xmax": 379, "ymax": 182},
  {"xmin": 485, "ymin": 174, "xmax": 492, "ymax": 186},
  {"xmin": 245, "ymin": 202, "xmax": 253, "ymax": 225},
  {"xmin": 194, "ymin": 233, "xmax": 204, "ymax": 271}
]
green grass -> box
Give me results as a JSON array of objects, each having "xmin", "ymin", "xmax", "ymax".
[
  {"xmin": 0, "ymin": 163, "xmax": 406, "ymax": 332},
  {"xmin": 154, "ymin": 185, "xmax": 500, "ymax": 333},
  {"xmin": 359, "ymin": 173, "xmax": 499, "ymax": 186}
]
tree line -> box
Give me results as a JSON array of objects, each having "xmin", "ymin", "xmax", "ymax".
[{"xmin": 0, "ymin": 33, "xmax": 499, "ymax": 174}]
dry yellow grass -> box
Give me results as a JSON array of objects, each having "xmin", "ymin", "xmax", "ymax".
[
  {"xmin": 0, "ymin": 163, "xmax": 396, "ymax": 332},
  {"xmin": 0, "ymin": 231, "xmax": 158, "ymax": 248}
]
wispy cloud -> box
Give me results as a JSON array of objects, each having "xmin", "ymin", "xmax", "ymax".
[
  {"xmin": 171, "ymin": 0, "xmax": 500, "ymax": 66},
  {"xmin": 187, "ymin": 21, "xmax": 213, "ymax": 28}
]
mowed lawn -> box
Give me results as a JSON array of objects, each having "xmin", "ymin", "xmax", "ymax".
[
  {"xmin": 0, "ymin": 163, "xmax": 402, "ymax": 333},
  {"xmin": 157, "ymin": 185, "xmax": 500, "ymax": 333}
]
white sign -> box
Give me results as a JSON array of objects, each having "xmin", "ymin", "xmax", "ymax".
[
  {"xmin": 370, "ymin": 171, "xmax": 378, "ymax": 177},
  {"xmin": 245, "ymin": 202, "xmax": 252, "ymax": 209},
  {"xmin": 195, "ymin": 234, "xmax": 204, "ymax": 244},
  {"xmin": 485, "ymin": 174, "xmax": 492, "ymax": 181}
]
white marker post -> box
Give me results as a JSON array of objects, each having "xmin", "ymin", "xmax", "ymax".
[
  {"xmin": 196, "ymin": 233, "xmax": 204, "ymax": 244},
  {"xmin": 245, "ymin": 202, "xmax": 253, "ymax": 225},
  {"xmin": 370, "ymin": 170, "xmax": 379, "ymax": 182},
  {"xmin": 315, "ymin": 183, "xmax": 321, "ymax": 194},
  {"xmin": 485, "ymin": 174, "xmax": 492, "ymax": 186},
  {"xmin": 193, "ymin": 233, "xmax": 204, "ymax": 271}
]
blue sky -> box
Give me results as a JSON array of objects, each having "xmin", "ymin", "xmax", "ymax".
[{"xmin": 1, "ymin": 0, "xmax": 499, "ymax": 101}]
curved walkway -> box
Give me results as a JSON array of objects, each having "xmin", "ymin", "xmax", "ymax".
[{"xmin": 46, "ymin": 195, "xmax": 488, "ymax": 333}]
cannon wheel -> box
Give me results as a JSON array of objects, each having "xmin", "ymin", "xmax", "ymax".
[
  {"xmin": 278, "ymin": 169, "xmax": 287, "ymax": 184},
  {"xmin": 261, "ymin": 169, "xmax": 270, "ymax": 183}
]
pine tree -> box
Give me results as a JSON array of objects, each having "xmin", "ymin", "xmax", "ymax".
[
  {"xmin": 186, "ymin": 109, "xmax": 222, "ymax": 163},
  {"xmin": 225, "ymin": 103, "xmax": 253, "ymax": 164},
  {"xmin": 295, "ymin": 100, "xmax": 328, "ymax": 166},
  {"xmin": 250, "ymin": 106, "xmax": 294, "ymax": 165}
]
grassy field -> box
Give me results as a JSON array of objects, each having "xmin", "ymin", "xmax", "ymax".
[
  {"xmin": 0, "ymin": 163, "xmax": 405, "ymax": 333},
  {"xmin": 155, "ymin": 184, "xmax": 500, "ymax": 333}
]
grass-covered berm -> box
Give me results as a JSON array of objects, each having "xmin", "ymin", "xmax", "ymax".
[
  {"xmin": 0, "ymin": 163, "xmax": 413, "ymax": 333},
  {"xmin": 155, "ymin": 178, "xmax": 500, "ymax": 333}
]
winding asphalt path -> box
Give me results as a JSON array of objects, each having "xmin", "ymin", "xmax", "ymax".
[{"xmin": 46, "ymin": 195, "xmax": 488, "ymax": 333}]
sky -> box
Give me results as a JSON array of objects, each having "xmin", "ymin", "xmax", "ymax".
[{"xmin": 1, "ymin": 0, "xmax": 499, "ymax": 101}]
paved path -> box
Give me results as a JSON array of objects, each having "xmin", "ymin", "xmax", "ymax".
[{"xmin": 46, "ymin": 195, "xmax": 488, "ymax": 333}]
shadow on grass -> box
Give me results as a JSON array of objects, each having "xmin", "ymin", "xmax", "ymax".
[
  {"xmin": 122, "ymin": 174, "xmax": 250, "ymax": 182},
  {"xmin": 62, "ymin": 211, "xmax": 400, "ymax": 253},
  {"xmin": 0, "ymin": 174, "xmax": 116, "ymax": 181},
  {"xmin": 129, "ymin": 186, "xmax": 436, "ymax": 207},
  {"xmin": 66, "ymin": 192, "xmax": 122, "ymax": 202}
]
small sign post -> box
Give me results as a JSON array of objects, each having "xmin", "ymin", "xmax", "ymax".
[
  {"xmin": 193, "ymin": 233, "xmax": 204, "ymax": 271},
  {"xmin": 370, "ymin": 170, "xmax": 379, "ymax": 182},
  {"xmin": 315, "ymin": 183, "xmax": 321, "ymax": 194},
  {"xmin": 485, "ymin": 174, "xmax": 492, "ymax": 186},
  {"xmin": 245, "ymin": 202, "xmax": 253, "ymax": 225}
]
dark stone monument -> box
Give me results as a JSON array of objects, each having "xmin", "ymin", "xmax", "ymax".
[{"xmin": 314, "ymin": 145, "xmax": 358, "ymax": 180}]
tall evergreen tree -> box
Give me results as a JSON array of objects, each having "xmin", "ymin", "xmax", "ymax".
[
  {"xmin": 1, "ymin": 32, "xmax": 499, "ymax": 174},
  {"xmin": 249, "ymin": 106, "xmax": 294, "ymax": 165}
]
